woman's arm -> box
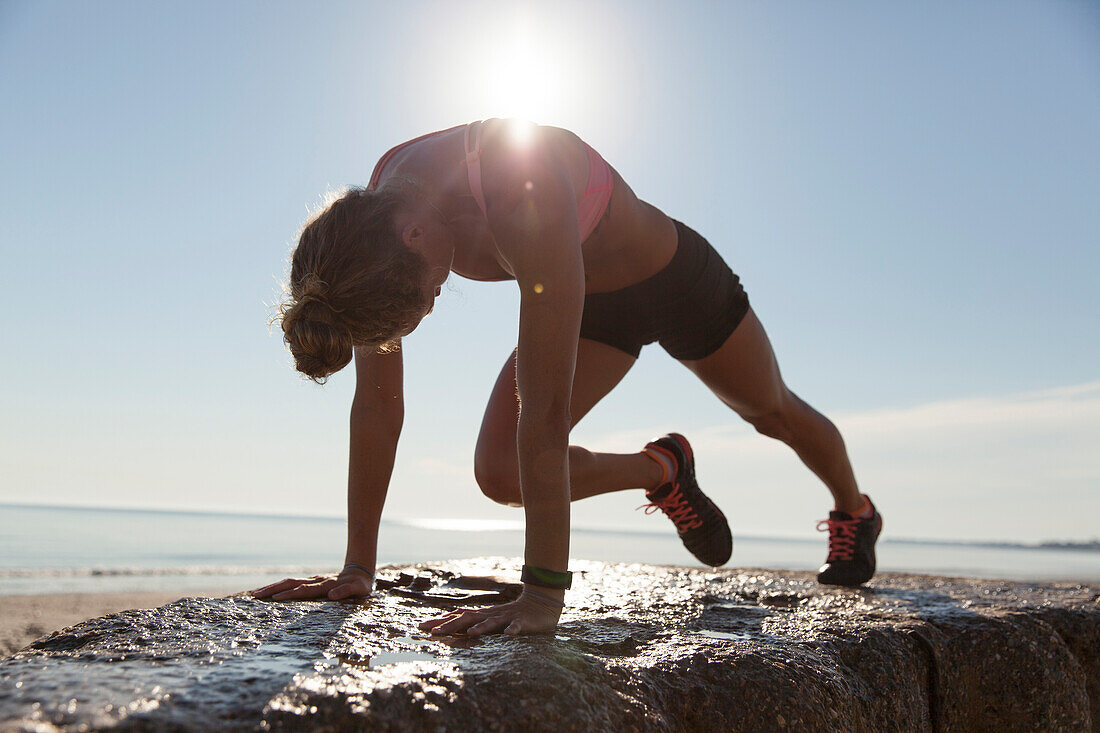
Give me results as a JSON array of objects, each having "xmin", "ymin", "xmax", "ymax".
[
  {"xmin": 252, "ymin": 345, "xmax": 404, "ymax": 601},
  {"xmin": 509, "ymin": 193, "xmax": 583, "ymax": 591},
  {"xmin": 334, "ymin": 346, "xmax": 404, "ymax": 595},
  {"xmin": 420, "ymin": 126, "xmax": 583, "ymax": 635}
]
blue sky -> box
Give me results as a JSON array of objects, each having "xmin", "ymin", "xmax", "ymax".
[{"xmin": 1, "ymin": 1, "xmax": 1097, "ymax": 543}]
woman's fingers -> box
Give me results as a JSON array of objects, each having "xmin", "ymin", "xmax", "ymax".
[
  {"xmin": 421, "ymin": 612, "xmax": 470, "ymax": 635},
  {"xmin": 251, "ymin": 577, "xmax": 311, "ymax": 598},
  {"xmin": 252, "ymin": 579, "xmax": 295, "ymax": 596},
  {"xmin": 271, "ymin": 579, "xmax": 334, "ymax": 601},
  {"xmin": 418, "ymin": 611, "xmax": 457, "ymax": 629},
  {"xmin": 424, "ymin": 613, "xmax": 475, "ymax": 634},
  {"xmin": 426, "ymin": 609, "xmax": 506, "ymax": 636},
  {"xmin": 271, "ymin": 587, "xmax": 317, "ymax": 600},
  {"xmin": 466, "ymin": 614, "xmax": 513, "ymax": 637},
  {"xmin": 416, "ymin": 599, "xmax": 560, "ymax": 637},
  {"xmin": 417, "ymin": 609, "xmax": 472, "ymax": 631},
  {"xmin": 253, "ymin": 574, "xmax": 377, "ymax": 602}
]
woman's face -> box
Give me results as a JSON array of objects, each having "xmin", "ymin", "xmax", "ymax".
[
  {"xmin": 394, "ymin": 190, "xmax": 455, "ymax": 328},
  {"xmin": 420, "ymin": 222, "xmax": 455, "ymax": 285},
  {"xmin": 409, "ymin": 229, "xmax": 451, "ymax": 326},
  {"xmin": 401, "ymin": 215, "xmax": 453, "ymax": 296}
]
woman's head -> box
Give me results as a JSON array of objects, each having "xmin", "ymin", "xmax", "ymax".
[{"xmin": 278, "ymin": 184, "xmax": 432, "ymax": 383}]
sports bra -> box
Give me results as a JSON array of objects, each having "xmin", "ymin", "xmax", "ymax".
[{"xmin": 368, "ymin": 121, "xmax": 614, "ymax": 243}]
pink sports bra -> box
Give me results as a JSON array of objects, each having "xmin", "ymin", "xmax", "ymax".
[{"xmin": 368, "ymin": 121, "xmax": 614, "ymax": 243}]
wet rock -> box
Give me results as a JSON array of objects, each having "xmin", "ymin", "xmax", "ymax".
[{"xmin": 0, "ymin": 560, "xmax": 1097, "ymax": 731}]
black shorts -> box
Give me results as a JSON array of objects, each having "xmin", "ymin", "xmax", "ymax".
[{"xmin": 579, "ymin": 219, "xmax": 750, "ymax": 360}]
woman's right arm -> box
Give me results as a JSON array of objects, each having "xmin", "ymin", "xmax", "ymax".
[
  {"xmin": 332, "ymin": 345, "xmax": 404, "ymax": 596},
  {"xmin": 252, "ymin": 345, "xmax": 403, "ymax": 601}
]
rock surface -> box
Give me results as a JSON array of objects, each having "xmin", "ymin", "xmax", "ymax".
[{"xmin": 1, "ymin": 559, "xmax": 1097, "ymax": 732}]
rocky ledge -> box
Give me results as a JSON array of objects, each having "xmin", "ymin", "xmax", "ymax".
[{"xmin": 1, "ymin": 559, "xmax": 1098, "ymax": 732}]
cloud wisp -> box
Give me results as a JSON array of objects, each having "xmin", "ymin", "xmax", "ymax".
[{"xmin": 573, "ymin": 382, "xmax": 1100, "ymax": 542}]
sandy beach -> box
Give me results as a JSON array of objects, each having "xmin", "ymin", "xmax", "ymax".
[{"xmin": 0, "ymin": 590, "xmax": 233, "ymax": 657}]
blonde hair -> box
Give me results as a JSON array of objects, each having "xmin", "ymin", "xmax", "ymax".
[{"xmin": 278, "ymin": 185, "xmax": 428, "ymax": 383}]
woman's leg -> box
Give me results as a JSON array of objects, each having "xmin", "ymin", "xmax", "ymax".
[
  {"xmin": 681, "ymin": 307, "xmax": 864, "ymax": 514},
  {"xmin": 474, "ymin": 339, "xmax": 664, "ymax": 505}
]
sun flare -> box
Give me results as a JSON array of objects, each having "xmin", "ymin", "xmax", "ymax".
[
  {"xmin": 424, "ymin": 9, "xmax": 601, "ymax": 135},
  {"xmin": 504, "ymin": 117, "xmax": 537, "ymax": 146},
  {"xmin": 473, "ymin": 18, "xmax": 576, "ymax": 124},
  {"xmin": 487, "ymin": 39, "xmax": 558, "ymax": 120}
]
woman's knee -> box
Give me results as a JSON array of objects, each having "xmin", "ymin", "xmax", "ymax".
[
  {"xmin": 743, "ymin": 390, "xmax": 839, "ymax": 446},
  {"xmin": 741, "ymin": 390, "xmax": 800, "ymax": 443},
  {"xmin": 744, "ymin": 409, "xmax": 793, "ymax": 442},
  {"xmin": 473, "ymin": 442, "xmax": 522, "ymax": 507},
  {"xmin": 475, "ymin": 386, "xmax": 524, "ymax": 506}
]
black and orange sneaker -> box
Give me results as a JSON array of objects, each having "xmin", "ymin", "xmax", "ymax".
[
  {"xmin": 815, "ymin": 496, "xmax": 883, "ymax": 586},
  {"xmin": 641, "ymin": 433, "xmax": 732, "ymax": 567}
]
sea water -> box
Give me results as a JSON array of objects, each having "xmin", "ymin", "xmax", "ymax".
[{"xmin": 1, "ymin": 503, "xmax": 1097, "ymax": 596}]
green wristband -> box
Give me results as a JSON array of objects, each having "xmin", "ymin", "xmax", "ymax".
[{"xmin": 521, "ymin": 564, "xmax": 572, "ymax": 590}]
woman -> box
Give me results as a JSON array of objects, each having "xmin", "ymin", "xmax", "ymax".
[{"xmin": 252, "ymin": 119, "xmax": 882, "ymax": 636}]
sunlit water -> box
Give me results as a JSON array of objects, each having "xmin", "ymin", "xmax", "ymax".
[{"xmin": 1, "ymin": 504, "xmax": 1097, "ymax": 595}]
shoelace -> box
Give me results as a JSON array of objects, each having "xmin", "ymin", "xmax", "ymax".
[
  {"xmin": 817, "ymin": 516, "xmax": 859, "ymax": 561},
  {"xmin": 640, "ymin": 484, "xmax": 704, "ymax": 532}
]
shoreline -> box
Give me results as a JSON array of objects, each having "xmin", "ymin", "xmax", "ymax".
[{"xmin": 0, "ymin": 590, "xmax": 236, "ymax": 657}]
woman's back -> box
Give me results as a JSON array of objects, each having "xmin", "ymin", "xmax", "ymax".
[{"xmin": 370, "ymin": 119, "xmax": 678, "ymax": 293}]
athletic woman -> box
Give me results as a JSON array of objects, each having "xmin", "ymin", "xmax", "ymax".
[{"xmin": 251, "ymin": 119, "xmax": 883, "ymax": 636}]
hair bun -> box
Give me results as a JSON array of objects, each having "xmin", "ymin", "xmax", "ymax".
[{"xmin": 281, "ymin": 297, "xmax": 354, "ymax": 383}]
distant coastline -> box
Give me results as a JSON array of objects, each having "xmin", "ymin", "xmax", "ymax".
[
  {"xmin": 1036, "ymin": 540, "xmax": 1100, "ymax": 552},
  {"xmin": 1, "ymin": 502, "xmax": 1098, "ymax": 553},
  {"xmin": 882, "ymin": 536, "xmax": 1100, "ymax": 553}
]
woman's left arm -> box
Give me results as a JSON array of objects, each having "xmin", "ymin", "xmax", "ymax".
[{"xmin": 419, "ymin": 130, "xmax": 583, "ymax": 636}]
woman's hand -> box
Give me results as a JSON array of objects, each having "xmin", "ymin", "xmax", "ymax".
[
  {"xmin": 417, "ymin": 592, "xmax": 562, "ymax": 637},
  {"xmin": 250, "ymin": 566, "xmax": 374, "ymax": 601}
]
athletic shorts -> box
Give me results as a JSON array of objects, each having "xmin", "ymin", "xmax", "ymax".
[{"xmin": 579, "ymin": 219, "xmax": 750, "ymax": 360}]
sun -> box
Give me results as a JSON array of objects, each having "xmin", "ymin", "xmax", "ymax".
[
  {"xmin": 471, "ymin": 14, "xmax": 579, "ymax": 125},
  {"xmin": 424, "ymin": 8, "xmax": 591, "ymax": 129},
  {"xmin": 486, "ymin": 36, "xmax": 560, "ymax": 120}
]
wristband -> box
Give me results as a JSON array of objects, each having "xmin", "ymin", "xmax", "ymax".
[
  {"xmin": 521, "ymin": 564, "xmax": 572, "ymax": 590},
  {"xmin": 342, "ymin": 563, "xmax": 374, "ymax": 578}
]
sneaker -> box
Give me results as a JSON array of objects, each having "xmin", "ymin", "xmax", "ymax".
[
  {"xmin": 815, "ymin": 496, "xmax": 883, "ymax": 586},
  {"xmin": 641, "ymin": 433, "xmax": 732, "ymax": 567}
]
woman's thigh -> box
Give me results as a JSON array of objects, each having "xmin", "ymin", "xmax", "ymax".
[
  {"xmin": 679, "ymin": 307, "xmax": 789, "ymax": 419},
  {"xmin": 475, "ymin": 338, "xmax": 637, "ymax": 472}
]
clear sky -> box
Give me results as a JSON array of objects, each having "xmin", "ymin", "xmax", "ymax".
[{"xmin": 1, "ymin": 1, "xmax": 1097, "ymax": 544}]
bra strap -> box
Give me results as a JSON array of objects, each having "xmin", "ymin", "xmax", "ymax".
[{"xmin": 464, "ymin": 121, "xmax": 489, "ymax": 217}]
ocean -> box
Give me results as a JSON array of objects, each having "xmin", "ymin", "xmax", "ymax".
[{"xmin": 1, "ymin": 503, "xmax": 1097, "ymax": 596}]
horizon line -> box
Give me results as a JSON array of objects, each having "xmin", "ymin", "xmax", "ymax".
[{"xmin": 2, "ymin": 501, "xmax": 1097, "ymax": 551}]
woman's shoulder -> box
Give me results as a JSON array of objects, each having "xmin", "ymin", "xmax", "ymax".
[
  {"xmin": 368, "ymin": 123, "xmax": 469, "ymax": 189},
  {"xmin": 476, "ymin": 120, "xmax": 594, "ymax": 194},
  {"xmin": 478, "ymin": 118, "xmax": 590, "ymax": 154}
]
